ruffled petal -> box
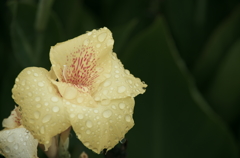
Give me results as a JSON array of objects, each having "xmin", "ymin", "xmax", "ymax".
[
  {"xmin": 50, "ymin": 27, "xmax": 113, "ymax": 93},
  {"xmin": 2, "ymin": 106, "xmax": 21, "ymax": 129},
  {"xmin": 0, "ymin": 127, "xmax": 38, "ymax": 158},
  {"xmin": 68, "ymin": 97, "xmax": 135, "ymax": 153},
  {"xmin": 12, "ymin": 67, "xmax": 70, "ymax": 148},
  {"xmin": 92, "ymin": 53, "xmax": 147, "ymax": 101}
]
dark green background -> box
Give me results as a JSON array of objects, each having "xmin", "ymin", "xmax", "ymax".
[{"xmin": 1, "ymin": 0, "xmax": 240, "ymax": 158}]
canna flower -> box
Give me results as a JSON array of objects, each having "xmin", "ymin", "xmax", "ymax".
[
  {"xmin": 12, "ymin": 27, "xmax": 147, "ymax": 153},
  {"xmin": 0, "ymin": 107, "xmax": 38, "ymax": 158}
]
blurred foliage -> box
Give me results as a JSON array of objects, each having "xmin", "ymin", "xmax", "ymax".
[{"xmin": 1, "ymin": 0, "xmax": 240, "ymax": 158}]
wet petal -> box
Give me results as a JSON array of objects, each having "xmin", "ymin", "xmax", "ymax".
[
  {"xmin": 69, "ymin": 97, "xmax": 134, "ymax": 153},
  {"xmin": 93, "ymin": 53, "xmax": 147, "ymax": 100},
  {"xmin": 12, "ymin": 67, "xmax": 70, "ymax": 148},
  {"xmin": 0, "ymin": 127, "xmax": 38, "ymax": 158},
  {"xmin": 50, "ymin": 27, "xmax": 113, "ymax": 93},
  {"xmin": 2, "ymin": 106, "xmax": 21, "ymax": 129}
]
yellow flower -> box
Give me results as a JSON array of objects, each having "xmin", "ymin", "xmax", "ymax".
[
  {"xmin": 0, "ymin": 107, "xmax": 38, "ymax": 158},
  {"xmin": 12, "ymin": 27, "xmax": 147, "ymax": 153}
]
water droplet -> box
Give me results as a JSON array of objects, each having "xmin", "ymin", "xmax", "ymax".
[
  {"xmin": 118, "ymin": 86, "xmax": 126, "ymax": 93},
  {"xmin": 98, "ymin": 32, "xmax": 107, "ymax": 42},
  {"xmin": 52, "ymin": 106, "xmax": 59, "ymax": 112},
  {"xmin": 28, "ymin": 92, "xmax": 32, "ymax": 96},
  {"xmin": 21, "ymin": 80, "xmax": 26, "ymax": 86},
  {"xmin": 63, "ymin": 86, "xmax": 77, "ymax": 99},
  {"xmin": 27, "ymin": 71, "xmax": 31, "ymax": 74},
  {"xmin": 7, "ymin": 134, "xmax": 14, "ymax": 142},
  {"xmin": 34, "ymin": 73, "xmax": 38, "ymax": 77},
  {"xmin": 125, "ymin": 70, "xmax": 130, "ymax": 75},
  {"xmin": 42, "ymin": 114, "xmax": 51, "ymax": 123},
  {"xmin": 78, "ymin": 114, "xmax": 84, "ymax": 119},
  {"xmin": 103, "ymin": 81, "xmax": 111, "ymax": 87},
  {"xmin": 107, "ymin": 39, "xmax": 114, "ymax": 46},
  {"xmin": 115, "ymin": 70, "xmax": 119, "ymax": 73},
  {"xmin": 70, "ymin": 114, "xmax": 75, "ymax": 118},
  {"xmin": 45, "ymin": 102, "xmax": 49, "ymax": 106},
  {"xmin": 40, "ymin": 126, "xmax": 45, "ymax": 134},
  {"xmin": 86, "ymin": 129, "xmax": 91, "ymax": 134},
  {"xmin": 87, "ymin": 32, "xmax": 92, "ymax": 36},
  {"xmin": 115, "ymin": 74, "xmax": 119, "ymax": 78},
  {"xmin": 36, "ymin": 104, "xmax": 41, "ymax": 108},
  {"xmin": 4, "ymin": 146, "xmax": 10, "ymax": 153},
  {"xmin": 35, "ymin": 97, "xmax": 41, "ymax": 102},
  {"xmin": 96, "ymin": 44, "xmax": 101, "ymax": 48},
  {"xmin": 94, "ymin": 96, "xmax": 100, "ymax": 101},
  {"xmin": 128, "ymin": 79, "xmax": 132, "ymax": 84},
  {"xmin": 94, "ymin": 109, "xmax": 99, "ymax": 113},
  {"xmin": 125, "ymin": 115, "xmax": 131, "ymax": 122},
  {"xmin": 86, "ymin": 120, "xmax": 93, "ymax": 128},
  {"xmin": 119, "ymin": 103, "xmax": 126, "ymax": 109},
  {"xmin": 38, "ymin": 82, "xmax": 44, "ymax": 87},
  {"xmin": 34, "ymin": 111, "xmax": 40, "ymax": 119},
  {"xmin": 51, "ymin": 96, "xmax": 58, "ymax": 102},
  {"xmin": 111, "ymin": 105, "xmax": 116, "ymax": 109},
  {"xmin": 77, "ymin": 97, "xmax": 83, "ymax": 103},
  {"xmin": 85, "ymin": 142, "xmax": 90, "ymax": 146},
  {"xmin": 103, "ymin": 110, "xmax": 112, "ymax": 118},
  {"xmin": 120, "ymin": 138, "xmax": 126, "ymax": 144},
  {"xmin": 14, "ymin": 144, "xmax": 19, "ymax": 150},
  {"xmin": 15, "ymin": 78, "xmax": 19, "ymax": 82},
  {"xmin": 83, "ymin": 39, "xmax": 89, "ymax": 46}
]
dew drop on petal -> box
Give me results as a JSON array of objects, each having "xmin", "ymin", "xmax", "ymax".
[
  {"xmin": 4, "ymin": 146, "xmax": 10, "ymax": 153},
  {"xmin": 15, "ymin": 78, "xmax": 19, "ymax": 82},
  {"xmin": 119, "ymin": 103, "xmax": 126, "ymax": 109},
  {"xmin": 34, "ymin": 73, "xmax": 38, "ymax": 77},
  {"xmin": 7, "ymin": 134, "xmax": 14, "ymax": 142},
  {"xmin": 36, "ymin": 104, "xmax": 41, "ymax": 108},
  {"xmin": 40, "ymin": 126, "xmax": 45, "ymax": 134},
  {"xmin": 125, "ymin": 115, "xmax": 131, "ymax": 122},
  {"xmin": 77, "ymin": 97, "xmax": 83, "ymax": 103},
  {"xmin": 120, "ymin": 138, "xmax": 126, "ymax": 144},
  {"xmin": 14, "ymin": 144, "xmax": 19, "ymax": 150},
  {"xmin": 78, "ymin": 114, "xmax": 84, "ymax": 119},
  {"xmin": 52, "ymin": 106, "xmax": 59, "ymax": 112},
  {"xmin": 35, "ymin": 97, "xmax": 41, "ymax": 102},
  {"xmin": 94, "ymin": 109, "xmax": 99, "ymax": 113},
  {"xmin": 83, "ymin": 39, "xmax": 89, "ymax": 46},
  {"xmin": 115, "ymin": 74, "xmax": 119, "ymax": 78},
  {"xmin": 118, "ymin": 86, "xmax": 126, "ymax": 93},
  {"xmin": 38, "ymin": 82, "xmax": 44, "ymax": 87},
  {"xmin": 103, "ymin": 110, "xmax": 112, "ymax": 118},
  {"xmin": 103, "ymin": 81, "xmax": 111, "ymax": 87},
  {"xmin": 42, "ymin": 114, "xmax": 52, "ymax": 123},
  {"xmin": 86, "ymin": 130, "xmax": 91, "ymax": 135},
  {"xmin": 34, "ymin": 111, "xmax": 40, "ymax": 119},
  {"xmin": 70, "ymin": 114, "xmax": 75, "ymax": 118},
  {"xmin": 111, "ymin": 105, "xmax": 116, "ymax": 109},
  {"xmin": 98, "ymin": 32, "xmax": 107, "ymax": 42},
  {"xmin": 86, "ymin": 120, "xmax": 93, "ymax": 128},
  {"xmin": 51, "ymin": 96, "xmax": 58, "ymax": 102},
  {"xmin": 96, "ymin": 44, "xmax": 101, "ymax": 48},
  {"xmin": 28, "ymin": 92, "xmax": 32, "ymax": 96}
]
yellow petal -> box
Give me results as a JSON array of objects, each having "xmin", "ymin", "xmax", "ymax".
[
  {"xmin": 50, "ymin": 27, "xmax": 113, "ymax": 93},
  {"xmin": 2, "ymin": 106, "xmax": 21, "ymax": 129},
  {"xmin": 68, "ymin": 97, "xmax": 135, "ymax": 153},
  {"xmin": 0, "ymin": 127, "xmax": 38, "ymax": 158},
  {"xmin": 12, "ymin": 67, "xmax": 70, "ymax": 148},
  {"xmin": 92, "ymin": 53, "xmax": 147, "ymax": 100}
]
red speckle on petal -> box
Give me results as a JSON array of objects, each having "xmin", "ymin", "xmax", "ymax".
[{"xmin": 61, "ymin": 45, "xmax": 100, "ymax": 92}]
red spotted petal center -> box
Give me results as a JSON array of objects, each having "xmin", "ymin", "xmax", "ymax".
[{"xmin": 61, "ymin": 46, "xmax": 99, "ymax": 92}]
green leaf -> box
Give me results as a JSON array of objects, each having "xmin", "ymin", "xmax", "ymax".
[
  {"xmin": 205, "ymin": 39, "xmax": 240, "ymax": 122},
  {"xmin": 122, "ymin": 16, "xmax": 239, "ymax": 158},
  {"xmin": 192, "ymin": 5, "xmax": 240, "ymax": 88}
]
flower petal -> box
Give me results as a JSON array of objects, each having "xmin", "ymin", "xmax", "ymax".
[
  {"xmin": 68, "ymin": 97, "xmax": 135, "ymax": 153},
  {"xmin": 50, "ymin": 27, "xmax": 113, "ymax": 93},
  {"xmin": 0, "ymin": 127, "xmax": 38, "ymax": 158},
  {"xmin": 92, "ymin": 53, "xmax": 147, "ymax": 100},
  {"xmin": 2, "ymin": 106, "xmax": 21, "ymax": 129},
  {"xmin": 12, "ymin": 67, "xmax": 70, "ymax": 148}
]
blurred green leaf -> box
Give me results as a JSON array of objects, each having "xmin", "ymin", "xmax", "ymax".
[
  {"xmin": 192, "ymin": 5, "xmax": 240, "ymax": 89},
  {"xmin": 205, "ymin": 39, "xmax": 240, "ymax": 122},
  {"xmin": 122, "ymin": 16, "xmax": 239, "ymax": 158}
]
